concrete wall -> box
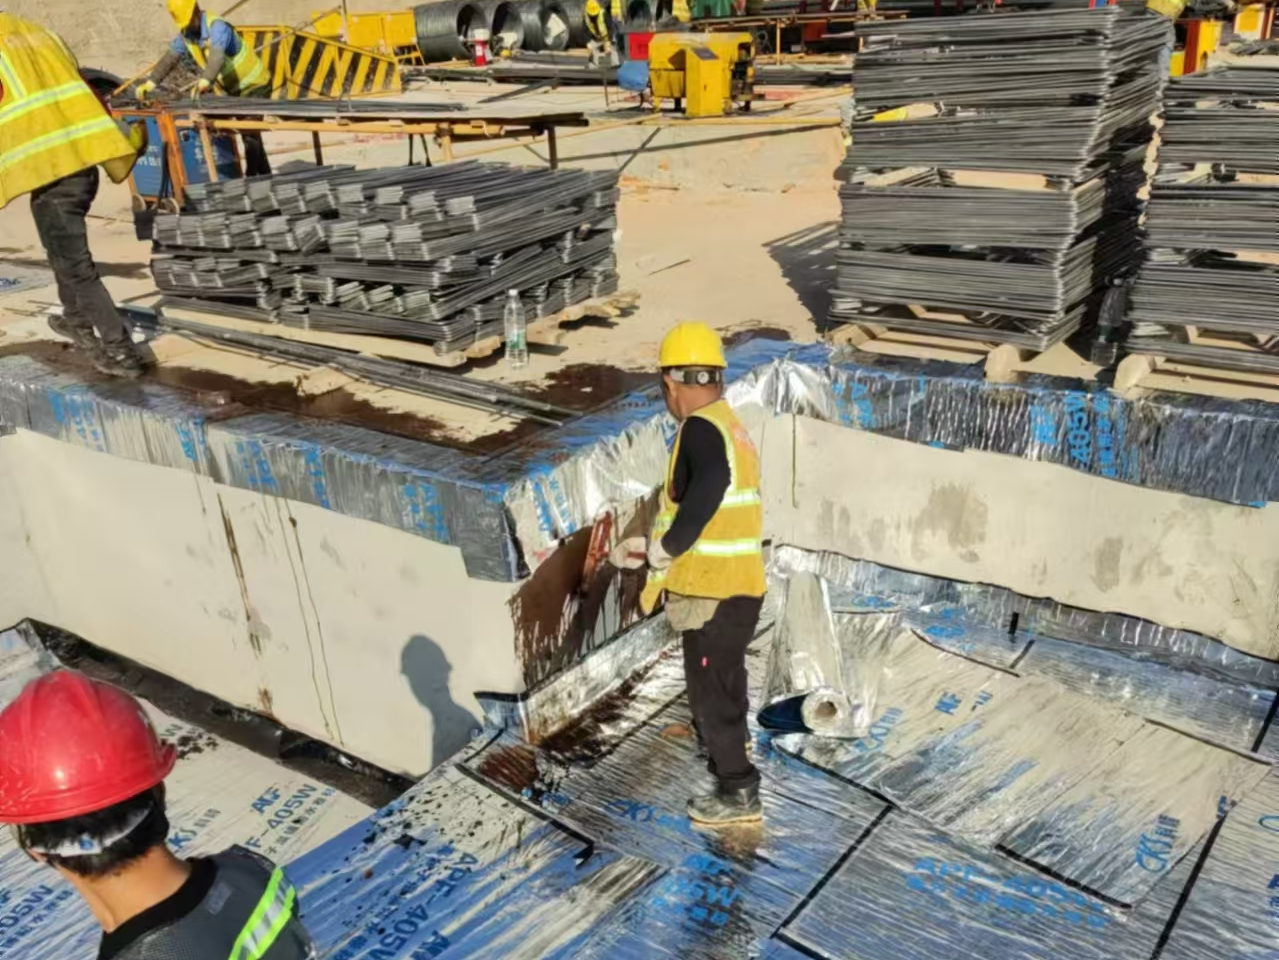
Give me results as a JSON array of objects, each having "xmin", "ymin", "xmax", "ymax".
[
  {"xmin": 776, "ymin": 415, "xmax": 1279, "ymax": 661},
  {"xmin": 4, "ymin": 402, "xmax": 1276, "ymax": 779},
  {"xmin": 0, "ymin": 429, "xmax": 520, "ymax": 776}
]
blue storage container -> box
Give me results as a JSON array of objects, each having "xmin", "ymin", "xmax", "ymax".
[{"xmin": 120, "ymin": 113, "xmax": 241, "ymax": 200}]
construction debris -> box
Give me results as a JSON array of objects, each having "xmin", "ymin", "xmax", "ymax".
[
  {"xmin": 150, "ymin": 161, "xmax": 621, "ymax": 356},
  {"xmin": 828, "ymin": 7, "xmax": 1170, "ymax": 351}
]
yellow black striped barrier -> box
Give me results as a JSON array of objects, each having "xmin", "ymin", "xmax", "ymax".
[{"xmin": 238, "ymin": 26, "xmax": 402, "ymax": 99}]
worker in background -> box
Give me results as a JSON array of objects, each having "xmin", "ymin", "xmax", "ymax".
[
  {"xmin": 584, "ymin": 0, "xmax": 615, "ymax": 67},
  {"xmin": 0, "ymin": 13, "xmax": 149, "ymax": 378},
  {"xmin": 0, "ymin": 670, "xmax": 316, "ymax": 959},
  {"xmin": 612, "ymin": 322, "xmax": 767, "ymax": 827},
  {"xmin": 136, "ymin": 0, "xmax": 272, "ymax": 176},
  {"xmin": 608, "ymin": 0, "xmax": 626, "ymax": 58}
]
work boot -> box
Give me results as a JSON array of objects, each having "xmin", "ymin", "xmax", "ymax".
[
  {"xmin": 93, "ymin": 340, "xmax": 146, "ymax": 379},
  {"xmin": 688, "ymin": 783, "xmax": 762, "ymax": 826},
  {"xmin": 47, "ymin": 314, "xmax": 100, "ymax": 352}
]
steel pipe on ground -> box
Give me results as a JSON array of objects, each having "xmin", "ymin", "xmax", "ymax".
[{"xmin": 415, "ymin": 0, "xmax": 489, "ymax": 62}]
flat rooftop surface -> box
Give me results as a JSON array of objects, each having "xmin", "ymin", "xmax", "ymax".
[{"xmin": 286, "ymin": 579, "xmax": 1279, "ymax": 960}]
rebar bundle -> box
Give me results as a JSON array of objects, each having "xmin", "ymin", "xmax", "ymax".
[
  {"xmin": 151, "ymin": 161, "xmax": 621, "ymax": 355},
  {"xmin": 828, "ymin": 7, "xmax": 1170, "ymax": 349},
  {"xmin": 1123, "ymin": 65, "xmax": 1279, "ymax": 371},
  {"xmin": 155, "ymin": 313, "xmax": 577, "ymax": 423}
]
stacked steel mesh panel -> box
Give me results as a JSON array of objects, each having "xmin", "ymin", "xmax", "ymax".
[
  {"xmin": 829, "ymin": 8, "xmax": 1171, "ymax": 350},
  {"xmin": 151, "ymin": 161, "xmax": 620, "ymax": 353},
  {"xmin": 1125, "ymin": 66, "xmax": 1279, "ymax": 374}
]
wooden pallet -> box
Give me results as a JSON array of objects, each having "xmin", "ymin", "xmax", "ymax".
[
  {"xmin": 825, "ymin": 305, "xmax": 1059, "ymax": 384},
  {"xmin": 160, "ymin": 290, "xmax": 640, "ymax": 370},
  {"xmin": 1113, "ymin": 327, "xmax": 1279, "ymax": 402},
  {"xmin": 449, "ymin": 289, "xmax": 641, "ymax": 366}
]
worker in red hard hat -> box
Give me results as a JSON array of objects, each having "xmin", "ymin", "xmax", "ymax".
[{"xmin": 0, "ymin": 670, "xmax": 316, "ymax": 959}]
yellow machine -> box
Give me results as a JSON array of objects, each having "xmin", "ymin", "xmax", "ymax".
[{"xmin": 648, "ymin": 32, "xmax": 755, "ymax": 117}]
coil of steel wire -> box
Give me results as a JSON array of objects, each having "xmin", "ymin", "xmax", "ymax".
[
  {"xmin": 483, "ymin": 0, "xmax": 527, "ymax": 51},
  {"xmin": 415, "ymin": 0, "xmax": 488, "ymax": 62},
  {"xmin": 517, "ymin": 0, "xmax": 571, "ymax": 52}
]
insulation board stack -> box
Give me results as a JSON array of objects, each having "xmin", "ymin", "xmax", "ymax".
[
  {"xmin": 151, "ymin": 161, "xmax": 621, "ymax": 354},
  {"xmin": 1125, "ymin": 66, "xmax": 1279, "ymax": 374},
  {"xmin": 829, "ymin": 8, "xmax": 1171, "ymax": 351}
]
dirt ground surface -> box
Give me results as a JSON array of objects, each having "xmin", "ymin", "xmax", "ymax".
[
  {"xmin": 1, "ymin": 78, "xmax": 1271, "ymax": 449},
  {"xmin": 0, "ymin": 82, "xmax": 857, "ymax": 446}
]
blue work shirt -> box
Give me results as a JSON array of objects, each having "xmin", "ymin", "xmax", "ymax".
[{"xmin": 170, "ymin": 13, "xmax": 239, "ymax": 57}]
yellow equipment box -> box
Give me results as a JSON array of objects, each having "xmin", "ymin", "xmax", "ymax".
[{"xmin": 648, "ymin": 32, "xmax": 755, "ymax": 117}]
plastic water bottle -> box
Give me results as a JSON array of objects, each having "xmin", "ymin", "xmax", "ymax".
[{"xmin": 504, "ymin": 289, "xmax": 528, "ymax": 370}]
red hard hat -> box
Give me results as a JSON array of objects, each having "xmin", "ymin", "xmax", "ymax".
[{"xmin": 0, "ymin": 671, "xmax": 177, "ymax": 825}]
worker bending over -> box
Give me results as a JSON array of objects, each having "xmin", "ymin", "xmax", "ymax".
[
  {"xmin": 137, "ymin": 0, "xmax": 272, "ymax": 176},
  {"xmin": 613, "ymin": 322, "xmax": 767, "ymax": 826},
  {"xmin": 0, "ymin": 14, "xmax": 148, "ymax": 377},
  {"xmin": 584, "ymin": 0, "xmax": 616, "ymax": 66},
  {"xmin": 0, "ymin": 671, "xmax": 315, "ymax": 959}
]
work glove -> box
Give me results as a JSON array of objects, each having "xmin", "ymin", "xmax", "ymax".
[
  {"xmin": 609, "ymin": 536, "xmax": 648, "ymax": 570},
  {"xmin": 194, "ymin": 77, "xmax": 213, "ymax": 97},
  {"xmin": 647, "ymin": 537, "xmax": 673, "ymax": 572},
  {"xmin": 135, "ymin": 80, "xmax": 156, "ymax": 102}
]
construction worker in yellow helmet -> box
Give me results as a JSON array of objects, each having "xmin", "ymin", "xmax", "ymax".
[
  {"xmin": 135, "ymin": 0, "xmax": 273, "ymax": 176},
  {"xmin": 584, "ymin": 0, "xmax": 616, "ymax": 67},
  {"xmin": 0, "ymin": 13, "xmax": 149, "ymax": 377},
  {"xmin": 612, "ymin": 322, "xmax": 767, "ymax": 827}
]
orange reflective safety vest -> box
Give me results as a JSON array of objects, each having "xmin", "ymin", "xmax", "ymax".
[
  {"xmin": 641, "ymin": 399, "xmax": 766, "ymax": 614},
  {"xmin": 0, "ymin": 14, "xmax": 139, "ymax": 209},
  {"xmin": 183, "ymin": 14, "xmax": 268, "ymax": 96}
]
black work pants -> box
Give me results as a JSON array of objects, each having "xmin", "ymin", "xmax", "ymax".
[
  {"xmin": 29, "ymin": 167, "xmax": 129, "ymax": 347},
  {"xmin": 683, "ymin": 595, "xmax": 762, "ymax": 792},
  {"xmin": 240, "ymin": 85, "xmax": 272, "ymax": 177}
]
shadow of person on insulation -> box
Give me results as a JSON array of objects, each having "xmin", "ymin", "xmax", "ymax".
[{"xmin": 401, "ymin": 635, "xmax": 481, "ymax": 767}]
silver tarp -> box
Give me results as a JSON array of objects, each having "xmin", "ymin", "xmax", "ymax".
[
  {"xmin": 289, "ymin": 567, "xmax": 1279, "ymax": 957},
  {"xmin": 764, "ymin": 561, "xmax": 1273, "ymax": 914},
  {"xmin": 759, "ymin": 573, "xmax": 899, "ymax": 738}
]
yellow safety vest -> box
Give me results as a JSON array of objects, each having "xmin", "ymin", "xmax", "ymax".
[
  {"xmin": 586, "ymin": 8, "xmax": 609, "ymax": 40},
  {"xmin": 184, "ymin": 14, "xmax": 268, "ymax": 96},
  {"xmin": 641, "ymin": 399, "xmax": 766, "ymax": 614},
  {"xmin": 0, "ymin": 14, "xmax": 139, "ymax": 208}
]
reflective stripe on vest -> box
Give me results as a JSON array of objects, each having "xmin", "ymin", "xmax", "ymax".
[
  {"xmin": 641, "ymin": 400, "xmax": 766, "ymax": 612},
  {"xmin": 228, "ymin": 867, "xmax": 298, "ymax": 960},
  {"xmin": 0, "ymin": 14, "xmax": 138, "ymax": 208},
  {"xmin": 185, "ymin": 14, "xmax": 269, "ymax": 96}
]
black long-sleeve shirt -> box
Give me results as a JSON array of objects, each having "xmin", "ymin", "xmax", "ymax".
[{"xmin": 660, "ymin": 417, "xmax": 732, "ymax": 558}]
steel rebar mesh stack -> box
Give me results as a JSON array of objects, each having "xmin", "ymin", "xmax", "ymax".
[
  {"xmin": 151, "ymin": 161, "xmax": 620, "ymax": 353},
  {"xmin": 1124, "ymin": 66, "xmax": 1279, "ymax": 374},
  {"xmin": 829, "ymin": 7, "xmax": 1171, "ymax": 350}
]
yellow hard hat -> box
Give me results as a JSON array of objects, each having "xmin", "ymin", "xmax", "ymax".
[
  {"xmin": 585, "ymin": 0, "xmax": 602, "ymax": 13},
  {"xmin": 659, "ymin": 322, "xmax": 727, "ymax": 369},
  {"xmin": 167, "ymin": 0, "xmax": 197, "ymax": 30}
]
